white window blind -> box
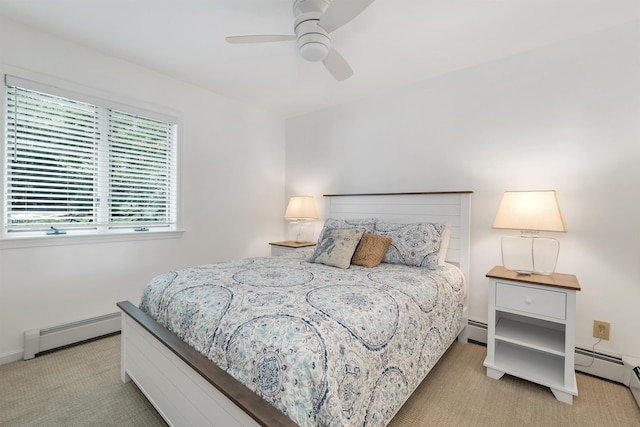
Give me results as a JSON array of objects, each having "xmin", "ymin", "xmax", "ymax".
[{"xmin": 3, "ymin": 77, "xmax": 178, "ymax": 236}]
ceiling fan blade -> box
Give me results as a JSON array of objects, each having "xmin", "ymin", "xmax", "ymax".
[
  {"xmin": 225, "ymin": 34, "xmax": 296, "ymax": 44},
  {"xmin": 319, "ymin": 0, "xmax": 374, "ymax": 33},
  {"xmin": 322, "ymin": 48, "xmax": 353, "ymax": 81}
]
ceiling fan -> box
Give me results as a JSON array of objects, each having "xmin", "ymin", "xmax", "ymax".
[{"xmin": 225, "ymin": 0, "xmax": 374, "ymax": 81}]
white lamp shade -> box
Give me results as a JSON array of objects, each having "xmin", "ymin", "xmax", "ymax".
[
  {"xmin": 492, "ymin": 190, "xmax": 567, "ymax": 232},
  {"xmin": 284, "ymin": 196, "xmax": 318, "ymax": 220}
]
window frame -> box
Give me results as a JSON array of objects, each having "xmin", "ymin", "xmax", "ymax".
[{"xmin": 0, "ymin": 71, "xmax": 183, "ymax": 249}]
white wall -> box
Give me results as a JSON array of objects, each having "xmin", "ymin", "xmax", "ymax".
[
  {"xmin": 286, "ymin": 21, "xmax": 640, "ymax": 359},
  {"xmin": 0, "ymin": 17, "xmax": 286, "ymax": 362}
]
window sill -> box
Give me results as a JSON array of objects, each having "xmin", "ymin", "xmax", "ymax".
[{"xmin": 0, "ymin": 229, "xmax": 185, "ymax": 250}]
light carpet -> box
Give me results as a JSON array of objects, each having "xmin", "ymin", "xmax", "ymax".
[{"xmin": 1, "ymin": 334, "xmax": 639, "ymax": 426}]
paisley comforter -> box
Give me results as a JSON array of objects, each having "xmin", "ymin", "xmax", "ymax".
[{"xmin": 139, "ymin": 250, "xmax": 466, "ymax": 426}]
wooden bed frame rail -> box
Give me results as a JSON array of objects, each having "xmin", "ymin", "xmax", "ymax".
[{"xmin": 117, "ymin": 301, "xmax": 297, "ymax": 427}]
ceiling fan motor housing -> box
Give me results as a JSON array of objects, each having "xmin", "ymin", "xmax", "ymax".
[
  {"xmin": 295, "ymin": 14, "xmax": 330, "ymax": 61},
  {"xmin": 293, "ymin": 0, "xmax": 331, "ymax": 15}
]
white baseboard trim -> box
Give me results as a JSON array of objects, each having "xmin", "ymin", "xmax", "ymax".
[{"xmin": 0, "ymin": 350, "xmax": 24, "ymax": 365}]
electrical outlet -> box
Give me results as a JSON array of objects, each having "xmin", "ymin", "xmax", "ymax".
[{"xmin": 593, "ymin": 320, "xmax": 610, "ymax": 340}]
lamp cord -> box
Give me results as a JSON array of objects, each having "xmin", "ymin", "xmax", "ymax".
[{"xmin": 575, "ymin": 338, "xmax": 602, "ymax": 368}]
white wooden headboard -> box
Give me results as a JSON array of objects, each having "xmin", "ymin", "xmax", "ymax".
[{"xmin": 324, "ymin": 192, "xmax": 472, "ymax": 285}]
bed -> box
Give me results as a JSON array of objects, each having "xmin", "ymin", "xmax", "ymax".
[{"xmin": 118, "ymin": 191, "xmax": 472, "ymax": 426}]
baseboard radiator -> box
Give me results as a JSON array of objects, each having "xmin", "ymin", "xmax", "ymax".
[
  {"xmin": 466, "ymin": 319, "xmax": 488, "ymax": 344},
  {"xmin": 575, "ymin": 346, "xmax": 626, "ymax": 382},
  {"xmin": 23, "ymin": 312, "xmax": 121, "ymax": 360},
  {"xmin": 631, "ymin": 367, "xmax": 640, "ymax": 408}
]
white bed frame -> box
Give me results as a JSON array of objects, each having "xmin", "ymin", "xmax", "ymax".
[{"xmin": 118, "ymin": 191, "xmax": 472, "ymax": 426}]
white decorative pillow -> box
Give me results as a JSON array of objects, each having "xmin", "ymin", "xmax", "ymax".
[
  {"xmin": 311, "ymin": 227, "xmax": 366, "ymax": 269},
  {"xmin": 316, "ymin": 218, "xmax": 377, "ymax": 243},
  {"xmin": 374, "ymin": 222, "xmax": 446, "ymax": 269}
]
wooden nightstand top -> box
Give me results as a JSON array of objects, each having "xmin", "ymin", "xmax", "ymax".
[
  {"xmin": 486, "ymin": 266, "xmax": 580, "ymax": 291},
  {"xmin": 269, "ymin": 240, "xmax": 316, "ymax": 248}
]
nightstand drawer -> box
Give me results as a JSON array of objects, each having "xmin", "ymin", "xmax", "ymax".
[{"xmin": 496, "ymin": 282, "xmax": 566, "ymax": 320}]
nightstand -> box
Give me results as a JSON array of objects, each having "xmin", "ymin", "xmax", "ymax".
[
  {"xmin": 483, "ymin": 266, "xmax": 581, "ymax": 404},
  {"xmin": 269, "ymin": 241, "xmax": 316, "ymax": 256}
]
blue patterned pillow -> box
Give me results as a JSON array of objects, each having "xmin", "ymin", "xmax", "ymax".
[
  {"xmin": 374, "ymin": 222, "xmax": 446, "ymax": 269},
  {"xmin": 311, "ymin": 227, "xmax": 366, "ymax": 269},
  {"xmin": 316, "ymin": 218, "xmax": 377, "ymax": 243}
]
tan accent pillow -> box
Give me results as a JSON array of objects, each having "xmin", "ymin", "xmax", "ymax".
[{"xmin": 351, "ymin": 233, "xmax": 392, "ymax": 268}]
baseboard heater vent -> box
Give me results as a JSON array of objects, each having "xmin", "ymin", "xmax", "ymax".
[
  {"xmin": 23, "ymin": 312, "xmax": 121, "ymax": 360},
  {"xmin": 467, "ymin": 319, "xmax": 488, "ymax": 330},
  {"xmin": 466, "ymin": 320, "xmax": 488, "ymax": 344},
  {"xmin": 573, "ymin": 345, "xmax": 628, "ymax": 385},
  {"xmin": 575, "ymin": 346, "xmax": 624, "ymax": 365}
]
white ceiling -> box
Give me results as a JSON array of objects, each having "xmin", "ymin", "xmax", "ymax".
[{"xmin": 1, "ymin": 0, "xmax": 639, "ymax": 118}]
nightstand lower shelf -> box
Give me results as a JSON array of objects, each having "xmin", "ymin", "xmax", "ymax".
[
  {"xmin": 485, "ymin": 345, "xmax": 577, "ymax": 404},
  {"xmin": 486, "ymin": 341, "xmax": 566, "ymax": 386}
]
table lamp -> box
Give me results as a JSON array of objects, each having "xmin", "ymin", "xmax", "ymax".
[
  {"xmin": 284, "ymin": 195, "xmax": 318, "ymax": 242},
  {"xmin": 492, "ymin": 190, "xmax": 567, "ymax": 275}
]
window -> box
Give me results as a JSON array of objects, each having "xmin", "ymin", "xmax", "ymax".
[{"xmin": 3, "ymin": 76, "xmax": 178, "ymax": 238}]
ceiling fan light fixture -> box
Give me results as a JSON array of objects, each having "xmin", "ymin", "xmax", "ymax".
[{"xmin": 299, "ymin": 42, "xmax": 329, "ymax": 61}]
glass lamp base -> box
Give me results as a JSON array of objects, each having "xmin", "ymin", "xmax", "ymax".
[
  {"xmin": 501, "ymin": 235, "xmax": 560, "ymax": 275},
  {"xmin": 287, "ymin": 221, "xmax": 315, "ymax": 243}
]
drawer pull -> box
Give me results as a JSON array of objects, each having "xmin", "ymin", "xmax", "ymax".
[{"xmin": 525, "ymin": 297, "xmax": 532, "ymax": 304}]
